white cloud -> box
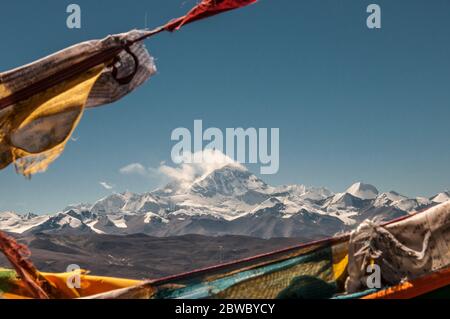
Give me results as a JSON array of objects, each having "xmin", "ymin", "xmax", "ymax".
[
  {"xmin": 99, "ymin": 182, "xmax": 114, "ymax": 190},
  {"xmin": 158, "ymin": 150, "xmax": 243, "ymax": 190},
  {"xmin": 119, "ymin": 150, "xmax": 243, "ymax": 191},
  {"xmin": 119, "ymin": 163, "xmax": 148, "ymax": 176}
]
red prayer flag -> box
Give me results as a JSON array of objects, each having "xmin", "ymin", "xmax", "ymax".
[{"xmin": 163, "ymin": 0, "xmax": 258, "ymax": 31}]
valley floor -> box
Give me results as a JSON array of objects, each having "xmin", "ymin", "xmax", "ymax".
[{"xmin": 0, "ymin": 233, "xmax": 306, "ymax": 280}]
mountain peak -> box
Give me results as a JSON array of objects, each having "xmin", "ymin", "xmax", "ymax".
[
  {"xmin": 345, "ymin": 182, "xmax": 379, "ymax": 200},
  {"xmin": 431, "ymin": 191, "xmax": 450, "ymax": 203},
  {"xmin": 190, "ymin": 164, "xmax": 267, "ymax": 197},
  {"xmin": 91, "ymin": 193, "xmax": 128, "ymax": 215}
]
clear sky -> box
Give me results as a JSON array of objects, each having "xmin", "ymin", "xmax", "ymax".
[{"xmin": 1, "ymin": 0, "xmax": 450, "ymax": 214}]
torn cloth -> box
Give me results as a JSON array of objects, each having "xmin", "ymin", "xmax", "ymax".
[
  {"xmin": 346, "ymin": 201, "xmax": 450, "ymax": 293},
  {"xmin": 164, "ymin": 0, "xmax": 258, "ymax": 31},
  {"xmin": 0, "ymin": 30, "xmax": 156, "ymax": 177}
]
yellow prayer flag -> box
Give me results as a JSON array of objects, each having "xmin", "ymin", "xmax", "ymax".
[{"xmin": 0, "ymin": 30, "xmax": 156, "ymax": 177}]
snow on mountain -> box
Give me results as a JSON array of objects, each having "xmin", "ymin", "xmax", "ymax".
[
  {"xmin": 326, "ymin": 193, "xmax": 362, "ymax": 210},
  {"xmin": 392, "ymin": 198, "xmax": 428, "ymax": 212},
  {"xmin": 345, "ymin": 182, "xmax": 379, "ymax": 200},
  {"xmin": 108, "ymin": 216, "xmax": 128, "ymax": 229},
  {"xmin": 431, "ymin": 192, "xmax": 450, "ymax": 203},
  {"xmin": 144, "ymin": 212, "xmax": 169, "ymax": 224},
  {"xmin": 91, "ymin": 194, "xmax": 128, "ymax": 215},
  {"xmin": 374, "ymin": 191, "xmax": 407, "ymax": 207},
  {"xmin": 250, "ymin": 197, "xmax": 282, "ymax": 214},
  {"xmin": 320, "ymin": 183, "xmax": 379, "ymax": 220},
  {"xmin": 63, "ymin": 203, "xmax": 92, "ymax": 213},
  {"xmin": 273, "ymin": 184, "xmax": 333, "ymax": 202},
  {"xmin": 0, "ymin": 212, "xmax": 49, "ymax": 234},
  {"xmin": 190, "ymin": 165, "xmax": 269, "ymax": 197},
  {"xmin": 0, "ymin": 165, "xmax": 447, "ymax": 239},
  {"xmin": 90, "ymin": 191, "xmax": 167, "ymax": 218},
  {"xmin": 86, "ymin": 220, "xmax": 105, "ymax": 234},
  {"xmin": 374, "ymin": 191, "xmax": 433, "ymax": 212}
]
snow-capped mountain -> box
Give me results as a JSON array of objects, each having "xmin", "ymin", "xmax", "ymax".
[
  {"xmin": 345, "ymin": 182, "xmax": 379, "ymax": 200},
  {"xmin": 431, "ymin": 191, "xmax": 450, "ymax": 204},
  {"xmin": 0, "ymin": 212, "xmax": 49, "ymax": 234},
  {"xmin": 0, "ymin": 165, "xmax": 446, "ymax": 239}
]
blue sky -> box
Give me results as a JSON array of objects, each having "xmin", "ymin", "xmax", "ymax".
[{"xmin": 1, "ymin": 0, "xmax": 450, "ymax": 214}]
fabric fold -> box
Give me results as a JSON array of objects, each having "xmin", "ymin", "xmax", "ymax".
[{"xmin": 0, "ymin": 30, "xmax": 156, "ymax": 176}]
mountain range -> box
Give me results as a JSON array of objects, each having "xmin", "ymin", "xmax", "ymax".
[{"xmin": 1, "ymin": 164, "xmax": 449, "ymax": 239}]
